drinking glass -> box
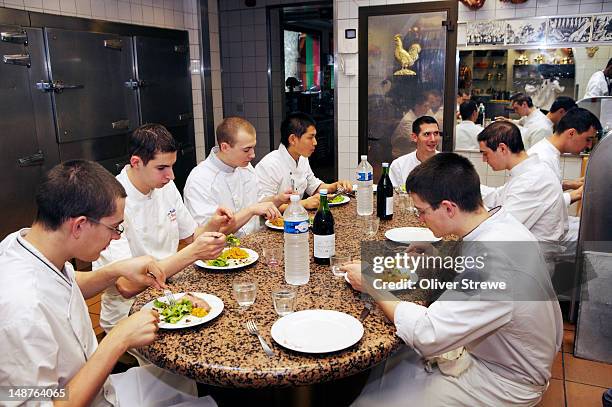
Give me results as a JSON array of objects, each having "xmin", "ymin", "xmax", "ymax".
[
  {"xmin": 263, "ymin": 246, "xmax": 283, "ymax": 271},
  {"xmin": 330, "ymin": 255, "xmax": 352, "ymax": 277},
  {"xmin": 232, "ymin": 281, "xmax": 257, "ymax": 310},
  {"xmin": 271, "ymin": 286, "xmax": 297, "ymax": 316},
  {"xmin": 360, "ymin": 215, "xmax": 380, "ymax": 239}
]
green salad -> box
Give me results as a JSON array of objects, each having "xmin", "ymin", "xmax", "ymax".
[
  {"xmin": 206, "ymin": 257, "xmax": 229, "ymax": 267},
  {"xmin": 226, "ymin": 233, "xmax": 240, "ymax": 247},
  {"xmin": 153, "ymin": 299, "xmax": 194, "ymax": 324},
  {"xmin": 329, "ymin": 195, "xmax": 345, "ymax": 204}
]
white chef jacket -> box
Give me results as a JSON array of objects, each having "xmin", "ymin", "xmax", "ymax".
[
  {"xmin": 390, "ymin": 110, "xmax": 418, "ymax": 159},
  {"xmin": 517, "ymin": 109, "xmax": 554, "ymax": 150},
  {"xmin": 528, "ymin": 139, "xmax": 571, "ymax": 207},
  {"xmin": 480, "ymin": 155, "xmax": 566, "ymax": 243},
  {"xmin": 583, "ymin": 70, "xmax": 609, "ymax": 98},
  {"xmin": 389, "ymin": 150, "xmax": 438, "ymax": 189},
  {"xmin": 354, "ymin": 208, "xmax": 563, "ymax": 406},
  {"xmin": 255, "ymin": 143, "xmax": 323, "ymax": 200},
  {"xmin": 94, "ymin": 165, "xmax": 197, "ymax": 331},
  {"xmin": 455, "ymin": 120, "xmax": 483, "ymax": 150},
  {"xmin": 0, "ymin": 230, "xmax": 213, "ymax": 407},
  {"xmin": 184, "ymin": 147, "xmax": 262, "ymax": 236}
]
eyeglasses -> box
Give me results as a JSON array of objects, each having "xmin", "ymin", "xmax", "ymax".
[
  {"xmin": 414, "ymin": 205, "xmax": 437, "ymax": 218},
  {"xmin": 87, "ymin": 217, "xmax": 125, "ymax": 235}
]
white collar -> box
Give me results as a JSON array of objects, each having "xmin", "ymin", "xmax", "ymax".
[
  {"xmin": 509, "ymin": 154, "xmax": 539, "ymax": 178},
  {"xmin": 463, "ymin": 207, "xmax": 503, "ymax": 242},
  {"xmin": 278, "ymin": 143, "xmax": 299, "ymax": 170},
  {"xmin": 121, "ymin": 165, "xmax": 155, "ymax": 201},
  {"xmin": 208, "ymin": 146, "xmax": 236, "ymax": 174}
]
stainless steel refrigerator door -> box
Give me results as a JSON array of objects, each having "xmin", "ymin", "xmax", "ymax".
[
  {"xmin": 44, "ymin": 28, "xmax": 139, "ymax": 143},
  {"xmin": 134, "ymin": 35, "xmax": 195, "ymax": 191},
  {"xmin": 0, "ymin": 25, "xmax": 54, "ymax": 238},
  {"xmin": 134, "ymin": 36, "xmax": 193, "ymax": 127}
]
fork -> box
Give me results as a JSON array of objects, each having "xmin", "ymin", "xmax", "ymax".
[
  {"xmin": 164, "ymin": 289, "xmax": 177, "ymax": 306},
  {"xmin": 246, "ymin": 320, "xmax": 275, "ymax": 357}
]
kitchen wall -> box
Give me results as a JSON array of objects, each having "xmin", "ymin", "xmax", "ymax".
[
  {"xmin": 0, "ymin": 0, "xmax": 210, "ymax": 161},
  {"xmin": 334, "ymin": 0, "xmax": 600, "ymax": 205}
]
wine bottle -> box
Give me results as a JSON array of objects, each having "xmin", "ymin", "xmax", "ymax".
[
  {"xmin": 313, "ymin": 189, "xmax": 335, "ymax": 265},
  {"xmin": 377, "ymin": 162, "xmax": 394, "ymax": 220}
]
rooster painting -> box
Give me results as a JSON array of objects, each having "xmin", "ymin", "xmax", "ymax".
[{"xmin": 393, "ymin": 34, "xmax": 421, "ymax": 76}]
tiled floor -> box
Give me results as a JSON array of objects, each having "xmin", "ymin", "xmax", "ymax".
[
  {"xmin": 87, "ymin": 298, "xmax": 611, "ymax": 406},
  {"xmin": 537, "ymin": 321, "xmax": 612, "ymax": 407}
]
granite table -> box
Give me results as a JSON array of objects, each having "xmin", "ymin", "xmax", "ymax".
[{"xmin": 131, "ymin": 196, "xmax": 427, "ymax": 388}]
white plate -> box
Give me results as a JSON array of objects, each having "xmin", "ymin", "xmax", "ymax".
[
  {"xmin": 384, "ymin": 227, "xmax": 441, "ymax": 243},
  {"xmin": 265, "ymin": 219, "xmax": 284, "ymax": 230},
  {"xmin": 142, "ymin": 292, "xmax": 224, "ymax": 329},
  {"xmin": 194, "ymin": 248, "xmax": 259, "ymax": 270},
  {"xmin": 271, "ymin": 310, "xmax": 364, "ymax": 353},
  {"xmin": 352, "ymin": 184, "xmax": 377, "ymax": 193},
  {"xmin": 328, "ymin": 195, "xmax": 350, "ymax": 206}
]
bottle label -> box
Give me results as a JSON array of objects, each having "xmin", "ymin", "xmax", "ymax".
[
  {"xmin": 357, "ymin": 171, "xmax": 373, "ymax": 182},
  {"xmin": 314, "ymin": 234, "xmax": 335, "ymax": 258},
  {"xmin": 386, "ymin": 196, "xmax": 394, "ymax": 215},
  {"xmin": 284, "ymin": 220, "xmax": 310, "ymax": 234}
]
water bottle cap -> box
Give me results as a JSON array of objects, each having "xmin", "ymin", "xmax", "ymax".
[
  {"xmin": 382, "ymin": 162, "xmax": 389, "ymax": 167},
  {"xmin": 290, "ymin": 194, "xmax": 300, "ymax": 202},
  {"xmin": 319, "ymin": 189, "xmax": 328, "ymax": 195},
  {"xmin": 360, "ymin": 155, "xmax": 367, "ymax": 160}
]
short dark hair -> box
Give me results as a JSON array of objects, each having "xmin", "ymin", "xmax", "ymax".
[
  {"xmin": 280, "ymin": 112, "xmax": 316, "ymax": 147},
  {"xmin": 549, "ymin": 96, "xmax": 576, "ymax": 113},
  {"xmin": 35, "ymin": 160, "xmax": 126, "ymax": 231},
  {"xmin": 477, "ymin": 121, "xmax": 524, "ymax": 153},
  {"xmin": 406, "ymin": 153, "xmax": 483, "ymax": 212},
  {"xmin": 129, "ymin": 123, "xmax": 177, "ymax": 165},
  {"xmin": 412, "ymin": 115, "xmax": 438, "ymax": 135},
  {"xmin": 607, "ymin": 58, "xmax": 612, "ymax": 69},
  {"xmin": 216, "ymin": 116, "xmax": 256, "ymax": 146},
  {"xmin": 460, "ymin": 100, "xmax": 478, "ymax": 121},
  {"xmin": 556, "ymin": 107, "xmax": 602, "ymax": 135},
  {"xmin": 511, "ymin": 93, "xmax": 533, "ymax": 108}
]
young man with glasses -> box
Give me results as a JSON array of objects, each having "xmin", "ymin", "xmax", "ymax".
[
  {"xmin": 342, "ymin": 153, "xmax": 562, "ymax": 406},
  {"xmin": 389, "ymin": 115, "xmax": 440, "ymax": 189},
  {"xmin": 0, "ymin": 160, "xmax": 215, "ymax": 406},
  {"xmin": 184, "ymin": 117, "xmax": 288, "ymax": 236},
  {"xmin": 94, "ymin": 123, "xmax": 230, "ymax": 333}
]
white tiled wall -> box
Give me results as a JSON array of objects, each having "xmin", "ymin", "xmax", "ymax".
[
  {"xmin": 217, "ymin": 0, "xmax": 323, "ymax": 164},
  {"xmin": 1, "ymin": 0, "xmax": 207, "ymax": 161}
]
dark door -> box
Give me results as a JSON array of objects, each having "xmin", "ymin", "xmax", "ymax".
[
  {"xmin": 0, "ymin": 25, "xmax": 57, "ymax": 238},
  {"xmin": 134, "ymin": 35, "xmax": 195, "ymax": 192}
]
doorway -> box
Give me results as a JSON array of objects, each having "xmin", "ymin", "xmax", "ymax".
[{"xmin": 268, "ymin": 2, "xmax": 336, "ymax": 183}]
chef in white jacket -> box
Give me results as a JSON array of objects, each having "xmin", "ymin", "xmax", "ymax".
[
  {"xmin": 455, "ymin": 100, "xmax": 483, "ymax": 150},
  {"xmin": 342, "ymin": 153, "xmax": 563, "ymax": 406},
  {"xmin": 184, "ymin": 117, "xmax": 288, "ymax": 236},
  {"xmin": 389, "ymin": 116, "xmax": 439, "ymax": 189},
  {"xmin": 478, "ymin": 121, "xmax": 566, "ymax": 244},
  {"xmin": 528, "ymin": 108, "xmax": 600, "ymax": 243},
  {"xmin": 583, "ymin": 58, "xmax": 612, "ymax": 98},
  {"xmin": 499, "ymin": 93, "xmax": 553, "ymax": 149},
  {"xmin": 255, "ymin": 112, "xmax": 352, "ymax": 211},
  {"xmin": 0, "ymin": 160, "xmax": 216, "ymax": 406},
  {"xmin": 94, "ymin": 124, "xmax": 228, "ymax": 333}
]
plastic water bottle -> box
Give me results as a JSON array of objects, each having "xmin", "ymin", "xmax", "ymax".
[
  {"xmin": 356, "ymin": 155, "xmax": 373, "ymax": 216},
  {"xmin": 284, "ymin": 194, "xmax": 310, "ymax": 285}
]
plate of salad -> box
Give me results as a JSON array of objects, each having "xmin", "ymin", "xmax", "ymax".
[
  {"xmin": 142, "ymin": 292, "xmax": 224, "ymax": 329},
  {"xmin": 328, "ymin": 194, "xmax": 350, "ymax": 206},
  {"xmin": 194, "ymin": 247, "xmax": 259, "ymax": 270}
]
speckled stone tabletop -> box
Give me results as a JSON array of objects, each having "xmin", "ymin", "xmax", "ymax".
[{"xmin": 131, "ymin": 196, "xmax": 428, "ymax": 388}]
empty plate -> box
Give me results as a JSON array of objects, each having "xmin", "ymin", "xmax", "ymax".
[{"xmin": 384, "ymin": 227, "xmax": 441, "ymax": 243}]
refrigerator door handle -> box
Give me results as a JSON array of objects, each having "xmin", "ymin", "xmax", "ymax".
[{"xmin": 17, "ymin": 150, "xmax": 44, "ymax": 167}]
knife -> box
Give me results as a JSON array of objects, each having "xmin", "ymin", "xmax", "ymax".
[{"xmin": 359, "ymin": 303, "xmax": 373, "ymax": 322}]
